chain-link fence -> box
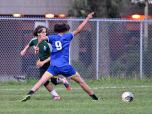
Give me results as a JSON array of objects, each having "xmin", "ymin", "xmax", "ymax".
[{"xmin": 0, "ymin": 17, "xmax": 152, "ymax": 81}]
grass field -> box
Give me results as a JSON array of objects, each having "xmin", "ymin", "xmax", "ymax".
[{"xmin": 0, "ymin": 79, "xmax": 152, "ymax": 114}]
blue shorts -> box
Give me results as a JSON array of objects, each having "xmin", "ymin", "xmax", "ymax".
[{"xmin": 47, "ymin": 65, "xmax": 76, "ymax": 77}]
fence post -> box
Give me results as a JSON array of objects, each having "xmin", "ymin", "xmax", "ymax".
[
  {"xmin": 96, "ymin": 21, "xmax": 99, "ymax": 80},
  {"xmin": 45, "ymin": 20, "xmax": 49, "ymax": 28},
  {"xmin": 140, "ymin": 21, "xmax": 143, "ymax": 80}
]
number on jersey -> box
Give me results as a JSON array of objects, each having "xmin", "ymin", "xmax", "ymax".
[{"xmin": 55, "ymin": 41, "xmax": 62, "ymax": 50}]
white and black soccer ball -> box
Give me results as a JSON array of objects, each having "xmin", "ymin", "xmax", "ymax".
[{"xmin": 121, "ymin": 91, "xmax": 134, "ymax": 102}]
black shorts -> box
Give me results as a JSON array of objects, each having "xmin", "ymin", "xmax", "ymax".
[{"xmin": 39, "ymin": 62, "xmax": 50, "ymax": 78}]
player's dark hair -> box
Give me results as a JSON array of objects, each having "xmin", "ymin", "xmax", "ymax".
[
  {"xmin": 33, "ymin": 25, "xmax": 49, "ymax": 36},
  {"xmin": 54, "ymin": 23, "xmax": 70, "ymax": 33}
]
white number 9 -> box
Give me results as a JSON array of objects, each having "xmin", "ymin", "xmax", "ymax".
[{"xmin": 55, "ymin": 41, "xmax": 62, "ymax": 50}]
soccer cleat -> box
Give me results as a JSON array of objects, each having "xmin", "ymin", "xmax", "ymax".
[
  {"xmin": 64, "ymin": 83, "xmax": 72, "ymax": 91},
  {"xmin": 21, "ymin": 95, "xmax": 31, "ymax": 102},
  {"xmin": 59, "ymin": 77, "xmax": 72, "ymax": 91},
  {"xmin": 92, "ymin": 97, "xmax": 103, "ymax": 101},
  {"xmin": 90, "ymin": 94, "xmax": 99, "ymax": 100},
  {"xmin": 92, "ymin": 97, "xmax": 98, "ymax": 100},
  {"xmin": 52, "ymin": 96, "xmax": 61, "ymax": 101}
]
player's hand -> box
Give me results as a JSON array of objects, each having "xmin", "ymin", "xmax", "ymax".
[
  {"xmin": 87, "ymin": 12, "xmax": 94, "ymax": 19},
  {"xmin": 34, "ymin": 46, "xmax": 39, "ymax": 54},
  {"xmin": 20, "ymin": 50, "xmax": 26, "ymax": 56},
  {"xmin": 36, "ymin": 60, "xmax": 44, "ymax": 68}
]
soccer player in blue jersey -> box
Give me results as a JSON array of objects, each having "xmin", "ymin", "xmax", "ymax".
[
  {"xmin": 21, "ymin": 25, "xmax": 71, "ymax": 101},
  {"xmin": 22, "ymin": 12, "xmax": 98, "ymax": 102}
]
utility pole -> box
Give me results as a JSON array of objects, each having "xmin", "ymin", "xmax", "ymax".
[
  {"xmin": 131, "ymin": 0, "xmax": 152, "ymax": 51},
  {"xmin": 144, "ymin": 0, "xmax": 148, "ymax": 51}
]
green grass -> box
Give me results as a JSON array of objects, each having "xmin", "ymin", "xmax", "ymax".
[{"xmin": 0, "ymin": 79, "xmax": 152, "ymax": 114}]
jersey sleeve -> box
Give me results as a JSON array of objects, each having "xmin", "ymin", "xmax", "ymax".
[
  {"xmin": 48, "ymin": 35, "xmax": 52, "ymax": 44},
  {"xmin": 28, "ymin": 38, "xmax": 35, "ymax": 47},
  {"xmin": 47, "ymin": 43, "xmax": 52, "ymax": 52},
  {"xmin": 67, "ymin": 32, "xmax": 74, "ymax": 40}
]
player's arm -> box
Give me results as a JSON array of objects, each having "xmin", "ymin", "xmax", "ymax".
[
  {"xmin": 42, "ymin": 57, "xmax": 50, "ymax": 64},
  {"xmin": 36, "ymin": 57, "xmax": 50, "ymax": 68},
  {"xmin": 20, "ymin": 38, "xmax": 35, "ymax": 56},
  {"xmin": 73, "ymin": 12, "xmax": 94, "ymax": 36},
  {"xmin": 20, "ymin": 44, "xmax": 30, "ymax": 56}
]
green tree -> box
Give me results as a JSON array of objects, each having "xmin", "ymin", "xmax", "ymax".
[{"xmin": 68, "ymin": 0, "xmax": 131, "ymax": 18}]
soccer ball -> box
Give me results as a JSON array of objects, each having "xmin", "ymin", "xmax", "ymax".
[{"xmin": 121, "ymin": 91, "xmax": 134, "ymax": 102}]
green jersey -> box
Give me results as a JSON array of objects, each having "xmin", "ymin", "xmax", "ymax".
[{"xmin": 28, "ymin": 37, "xmax": 52, "ymax": 61}]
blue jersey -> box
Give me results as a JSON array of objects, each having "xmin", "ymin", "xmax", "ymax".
[{"xmin": 48, "ymin": 32, "xmax": 74, "ymax": 67}]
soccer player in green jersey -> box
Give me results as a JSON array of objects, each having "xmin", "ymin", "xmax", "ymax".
[{"xmin": 20, "ymin": 25, "xmax": 71, "ymax": 101}]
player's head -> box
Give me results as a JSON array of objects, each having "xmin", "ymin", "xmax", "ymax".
[
  {"xmin": 33, "ymin": 25, "xmax": 49, "ymax": 36},
  {"xmin": 54, "ymin": 23, "xmax": 70, "ymax": 33}
]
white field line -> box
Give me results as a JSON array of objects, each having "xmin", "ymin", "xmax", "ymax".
[{"xmin": 0, "ymin": 85, "xmax": 151, "ymax": 91}]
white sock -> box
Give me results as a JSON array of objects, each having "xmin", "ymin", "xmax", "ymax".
[{"xmin": 50, "ymin": 90, "xmax": 59, "ymax": 97}]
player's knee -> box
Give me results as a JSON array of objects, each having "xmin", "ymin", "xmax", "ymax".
[
  {"xmin": 51, "ymin": 77, "xmax": 58, "ymax": 85},
  {"xmin": 72, "ymin": 75, "xmax": 84, "ymax": 84}
]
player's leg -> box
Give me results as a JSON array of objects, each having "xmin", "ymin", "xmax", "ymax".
[
  {"xmin": 40, "ymin": 66, "xmax": 60, "ymax": 100},
  {"xmin": 59, "ymin": 77, "xmax": 72, "ymax": 91},
  {"xmin": 71, "ymin": 72, "xmax": 98, "ymax": 100},
  {"xmin": 41, "ymin": 63, "xmax": 71, "ymax": 91},
  {"xmin": 44, "ymin": 81, "xmax": 60, "ymax": 100},
  {"xmin": 60, "ymin": 65, "xmax": 98, "ymax": 100},
  {"xmin": 21, "ymin": 71, "xmax": 53, "ymax": 102},
  {"xmin": 51, "ymin": 76, "xmax": 72, "ymax": 91}
]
